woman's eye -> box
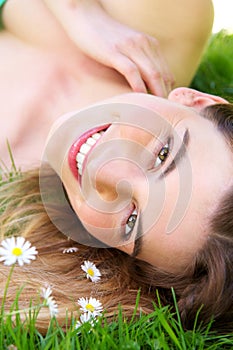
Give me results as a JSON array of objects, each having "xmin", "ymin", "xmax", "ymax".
[
  {"xmin": 154, "ymin": 143, "xmax": 169, "ymax": 167},
  {"xmin": 124, "ymin": 209, "xmax": 137, "ymax": 240}
]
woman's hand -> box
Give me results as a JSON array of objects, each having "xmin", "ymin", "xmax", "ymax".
[{"xmin": 43, "ymin": 0, "xmax": 175, "ymax": 96}]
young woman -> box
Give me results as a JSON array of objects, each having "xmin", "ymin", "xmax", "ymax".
[
  {"xmin": 2, "ymin": 0, "xmax": 232, "ymax": 335},
  {"xmin": 1, "ymin": 91, "xmax": 233, "ymax": 334}
]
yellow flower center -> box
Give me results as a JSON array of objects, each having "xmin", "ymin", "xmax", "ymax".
[
  {"xmin": 87, "ymin": 268, "xmax": 94, "ymax": 277},
  {"xmin": 86, "ymin": 303, "xmax": 95, "ymax": 312},
  {"xmin": 12, "ymin": 247, "xmax": 23, "ymax": 256}
]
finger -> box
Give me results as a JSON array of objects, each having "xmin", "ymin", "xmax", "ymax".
[
  {"xmin": 126, "ymin": 50, "xmax": 168, "ymax": 97},
  {"xmin": 161, "ymin": 70, "xmax": 175, "ymax": 95},
  {"xmin": 146, "ymin": 71, "xmax": 167, "ymax": 97},
  {"xmin": 112, "ymin": 33, "xmax": 173, "ymax": 96},
  {"xmin": 160, "ymin": 75, "xmax": 173, "ymax": 97},
  {"xmin": 113, "ymin": 54, "xmax": 148, "ymax": 93},
  {"xmin": 144, "ymin": 63, "xmax": 172, "ymax": 97},
  {"xmin": 141, "ymin": 37, "xmax": 175, "ymax": 95}
]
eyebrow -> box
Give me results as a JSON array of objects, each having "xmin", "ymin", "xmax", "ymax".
[{"xmin": 130, "ymin": 128, "xmax": 190, "ymax": 258}]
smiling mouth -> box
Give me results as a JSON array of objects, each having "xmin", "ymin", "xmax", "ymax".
[{"xmin": 68, "ymin": 125, "xmax": 110, "ymax": 180}]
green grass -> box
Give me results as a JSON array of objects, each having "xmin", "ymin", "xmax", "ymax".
[
  {"xmin": 191, "ymin": 30, "xmax": 233, "ymax": 102},
  {"xmin": 1, "ymin": 285, "xmax": 233, "ymax": 350},
  {"xmin": 1, "ymin": 31, "xmax": 233, "ymax": 349},
  {"xmin": 0, "ymin": 140, "xmax": 21, "ymax": 186}
]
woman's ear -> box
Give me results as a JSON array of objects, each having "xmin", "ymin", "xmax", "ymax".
[{"xmin": 168, "ymin": 88, "xmax": 228, "ymax": 111}]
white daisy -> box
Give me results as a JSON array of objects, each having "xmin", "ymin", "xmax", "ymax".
[
  {"xmin": 76, "ymin": 312, "xmax": 96, "ymax": 329},
  {"xmin": 77, "ymin": 297, "xmax": 103, "ymax": 317},
  {"xmin": 41, "ymin": 286, "xmax": 58, "ymax": 317},
  {"xmin": 81, "ymin": 261, "xmax": 101, "ymax": 283},
  {"xmin": 0, "ymin": 237, "xmax": 38, "ymax": 266},
  {"xmin": 62, "ymin": 247, "xmax": 79, "ymax": 254}
]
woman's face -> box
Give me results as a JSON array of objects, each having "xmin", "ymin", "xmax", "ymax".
[{"xmin": 45, "ymin": 88, "xmax": 232, "ymax": 272}]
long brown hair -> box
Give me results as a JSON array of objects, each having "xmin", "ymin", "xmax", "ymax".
[
  {"xmin": 0, "ymin": 169, "xmax": 157, "ymax": 333},
  {"xmin": 0, "ymin": 103, "xmax": 232, "ymax": 334}
]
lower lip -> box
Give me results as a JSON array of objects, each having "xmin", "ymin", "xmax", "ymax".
[{"xmin": 68, "ymin": 124, "xmax": 110, "ymax": 181}]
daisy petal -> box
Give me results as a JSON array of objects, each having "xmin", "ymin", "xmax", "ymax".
[
  {"xmin": 81, "ymin": 261, "xmax": 101, "ymax": 283},
  {"xmin": 77, "ymin": 296, "xmax": 103, "ymax": 317},
  {"xmin": 0, "ymin": 237, "xmax": 38, "ymax": 267},
  {"xmin": 41, "ymin": 286, "xmax": 58, "ymax": 317}
]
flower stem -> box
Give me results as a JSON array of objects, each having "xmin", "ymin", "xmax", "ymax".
[{"xmin": 0, "ymin": 264, "xmax": 15, "ymax": 347}]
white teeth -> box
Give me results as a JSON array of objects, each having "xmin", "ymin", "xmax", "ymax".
[
  {"xmin": 76, "ymin": 130, "xmax": 105, "ymax": 176},
  {"xmin": 77, "ymin": 162, "xmax": 83, "ymax": 169},
  {"xmin": 80, "ymin": 143, "xmax": 91, "ymax": 154},
  {"xmin": 92, "ymin": 133, "xmax": 101, "ymax": 140},
  {"xmin": 76, "ymin": 153, "xmax": 85, "ymax": 163},
  {"xmin": 86, "ymin": 137, "xmax": 96, "ymax": 146}
]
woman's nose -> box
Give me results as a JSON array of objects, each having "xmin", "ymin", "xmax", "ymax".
[
  {"xmin": 81, "ymin": 135, "xmax": 150, "ymax": 212},
  {"xmin": 94, "ymin": 159, "xmax": 139, "ymax": 202}
]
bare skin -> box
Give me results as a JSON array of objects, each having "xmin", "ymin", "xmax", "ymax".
[{"xmin": 0, "ymin": 0, "xmax": 214, "ymax": 168}]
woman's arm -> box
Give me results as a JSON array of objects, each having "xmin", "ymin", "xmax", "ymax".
[{"xmin": 42, "ymin": 0, "xmax": 174, "ymax": 96}]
